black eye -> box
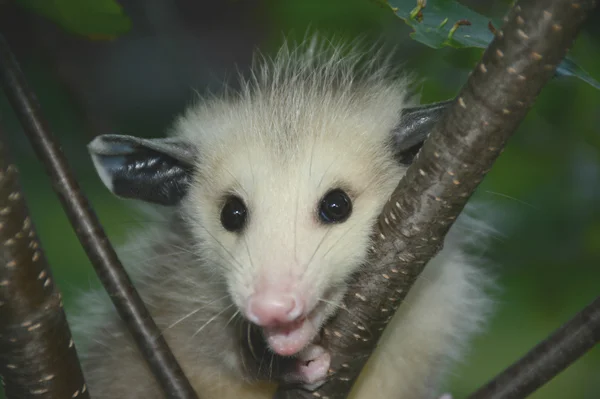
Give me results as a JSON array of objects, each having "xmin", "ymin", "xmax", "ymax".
[
  {"xmin": 319, "ymin": 189, "xmax": 352, "ymax": 224},
  {"xmin": 221, "ymin": 195, "xmax": 248, "ymax": 232}
]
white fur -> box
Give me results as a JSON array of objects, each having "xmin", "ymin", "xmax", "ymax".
[{"xmin": 73, "ymin": 38, "xmax": 494, "ymax": 399}]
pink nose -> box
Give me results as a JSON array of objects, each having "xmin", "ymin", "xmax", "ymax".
[{"xmin": 246, "ymin": 293, "xmax": 304, "ymax": 326}]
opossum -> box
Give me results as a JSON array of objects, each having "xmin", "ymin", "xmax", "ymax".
[{"xmin": 73, "ymin": 38, "xmax": 494, "ymax": 399}]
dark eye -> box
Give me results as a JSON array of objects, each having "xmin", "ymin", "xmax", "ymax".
[
  {"xmin": 221, "ymin": 195, "xmax": 248, "ymax": 232},
  {"xmin": 319, "ymin": 189, "xmax": 352, "ymax": 224}
]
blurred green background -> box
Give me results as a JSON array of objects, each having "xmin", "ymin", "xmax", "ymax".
[{"xmin": 0, "ymin": 0, "xmax": 599, "ymax": 398}]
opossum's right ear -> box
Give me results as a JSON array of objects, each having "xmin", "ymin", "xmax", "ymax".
[
  {"xmin": 393, "ymin": 99, "xmax": 452, "ymax": 165},
  {"xmin": 88, "ymin": 134, "xmax": 196, "ymax": 206}
]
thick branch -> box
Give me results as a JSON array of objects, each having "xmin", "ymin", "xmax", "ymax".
[
  {"xmin": 274, "ymin": 0, "xmax": 597, "ymax": 398},
  {"xmin": 468, "ymin": 295, "xmax": 600, "ymax": 398},
  {"xmin": 0, "ymin": 35, "xmax": 198, "ymax": 399},
  {"xmin": 0, "ymin": 126, "xmax": 89, "ymax": 399}
]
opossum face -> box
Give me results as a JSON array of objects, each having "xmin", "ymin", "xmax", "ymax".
[
  {"xmin": 88, "ymin": 96, "xmax": 448, "ymax": 358},
  {"xmin": 182, "ymin": 128, "xmax": 403, "ymax": 356},
  {"xmin": 87, "ymin": 46, "xmax": 449, "ymax": 357}
]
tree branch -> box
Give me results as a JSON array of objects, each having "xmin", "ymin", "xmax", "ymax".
[
  {"xmin": 0, "ymin": 125, "xmax": 89, "ymax": 399},
  {"xmin": 0, "ymin": 35, "xmax": 198, "ymax": 399},
  {"xmin": 274, "ymin": 0, "xmax": 597, "ymax": 398},
  {"xmin": 468, "ymin": 295, "xmax": 600, "ymax": 399}
]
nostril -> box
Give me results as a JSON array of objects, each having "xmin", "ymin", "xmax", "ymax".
[
  {"xmin": 246, "ymin": 293, "xmax": 304, "ymax": 326},
  {"xmin": 286, "ymin": 297, "xmax": 303, "ymax": 320}
]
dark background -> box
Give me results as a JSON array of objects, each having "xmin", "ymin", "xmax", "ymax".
[{"xmin": 0, "ymin": 0, "xmax": 599, "ymax": 398}]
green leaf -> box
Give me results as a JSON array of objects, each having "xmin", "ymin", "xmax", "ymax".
[
  {"xmin": 554, "ymin": 57, "xmax": 600, "ymax": 90},
  {"xmin": 388, "ymin": 0, "xmax": 496, "ymax": 49},
  {"xmin": 386, "ymin": 0, "xmax": 600, "ymax": 89},
  {"xmin": 16, "ymin": 0, "xmax": 131, "ymax": 39}
]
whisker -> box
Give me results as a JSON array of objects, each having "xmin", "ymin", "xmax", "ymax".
[
  {"xmin": 318, "ymin": 298, "xmax": 349, "ymax": 313},
  {"xmin": 224, "ymin": 310, "xmax": 241, "ymax": 330},
  {"xmin": 243, "ymin": 235, "xmax": 257, "ymax": 278},
  {"xmin": 304, "ymin": 228, "xmax": 332, "ymax": 274},
  {"xmin": 316, "ymin": 154, "xmax": 341, "ymax": 191},
  {"xmin": 195, "ymin": 225, "xmax": 245, "ymax": 273},
  {"xmin": 305, "ymin": 177, "xmax": 381, "ymax": 274},
  {"xmin": 483, "ymin": 190, "xmax": 538, "ymax": 210},
  {"xmin": 318, "ymin": 217, "xmax": 362, "ymax": 265},
  {"xmin": 294, "ymin": 183, "xmax": 300, "ymax": 265},
  {"xmin": 246, "ymin": 322, "xmax": 258, "ymax": 363},
  {"xmin": 268, "ymin": 348, "xmax": 275, "ymax": 382},
  {"xmin": 191, "ymin": 303, "xmax": 235, "ymax": 338},
  {"xmin": 258, "ymin": 346, "xmax": 269, "ymax": 379},
  {"xmin": 222, "ymin": 166, "xmax": 250, "ymax": 199},
  {"xmin": 163, "ymin": 294, "xmax": 231, "ymax": 333}
]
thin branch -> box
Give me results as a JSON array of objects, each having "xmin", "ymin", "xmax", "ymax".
[
  {"xmin": 0, "ymin": 125, "xmax": 89, "ymax": 399},
  {"xmin": 468, "ymin": 295, "xmax": 600, "ymax": 399},
  {"xmin": 274, "ymin": 0, "xmax": 597, "ymax": 398},
  {"xmin": 0, "ymin": 35, "xmax": 198, "ymax": 399}
]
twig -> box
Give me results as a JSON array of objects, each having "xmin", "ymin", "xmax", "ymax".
[
  {"xmin": 0, "ymin": 34, "xmax": 198, "ymax": 399},
  {"xmin": 273, "ymin": 0, "xmax": 597, "ymax": 397},
  {"xmin": 468, "ymin": 295, "xmax": 600, "ymax": 399},
  {"xmin": 0, "ymin": 125, "xmax": 89, "ymax": 399}
]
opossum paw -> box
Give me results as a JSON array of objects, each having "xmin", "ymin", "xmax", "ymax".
[
  {"xmin": 297, "ymin": 344, "xmax": 331, "ymax": 389},
  {"xmin": 438, "ymin": 394, "xmax": 453, "ymax": 399},
  {"xmin": 283, "ymin": 344, "xmax": 331, "ymax": 390}
]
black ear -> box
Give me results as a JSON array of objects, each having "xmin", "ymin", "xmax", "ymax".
[
  {"xmin": 88, "ymin": 134, "xmax": 196, "ymax": 206},
  {"xmin": 393, "ymin": 99, "xmax": 452, "ymax": 164}
]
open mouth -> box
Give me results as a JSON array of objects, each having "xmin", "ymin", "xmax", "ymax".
[
  {"xmin": 263, "ymin": 316, "xmax": 317, "ymax": 356},
  {"xmin": 250, "ymin": 288, "xmax": 341, "ymax": 358},
  {"xmin": 262, "ymin": 303, "xmax": 329, "ymax": 357}
]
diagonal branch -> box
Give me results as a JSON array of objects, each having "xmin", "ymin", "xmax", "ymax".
[
  {"xmin": 0, "ymin": 125, "xmax": 89, "ymax": 399},
  {"xmin": 468, "ymin": 295, "xmax": 600, "ymax": 399},
  {"xmin": 0, "ymin": 35, "xmax": 198, "ymax": 399},
  {"xmin": 274, "ymin": 0, "xmax": 598, "ymax": 398}
]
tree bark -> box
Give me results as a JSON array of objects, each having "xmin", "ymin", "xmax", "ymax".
[
  {"xmin": 273, "ymin": 0, "xmax": 598, "ymax": 398},
  {"xmin": 0, "ymin": 125, "xmax": 89, "ymax": 399},
  {"xmin": 0, "ymin": 35, "xmax": 198, "ymax": 399},
  {"xmin": 0, "ymin": 0, "xmax": 597, "ymax": 398},
  {"xmin": 467, "ymin": 295, "xmax": 600, "ymax": 399}
]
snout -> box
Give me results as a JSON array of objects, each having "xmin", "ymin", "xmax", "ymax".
[{"xmin": 245, "ymin": 292, "xmax": 305, "ymax": 327}]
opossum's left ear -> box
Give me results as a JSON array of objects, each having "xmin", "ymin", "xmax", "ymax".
[
  {"xmin": 393, "ymin": 100, "xmax": 452, "ymax": 165},
  {"xmin": 88, "ymin": 134, "xmax": 196, "ymax": 206}
]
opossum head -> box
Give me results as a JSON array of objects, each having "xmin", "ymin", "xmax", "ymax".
[{"xmin": 88, "ymin": 41, "xmax": 449, "ymax": 357}]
